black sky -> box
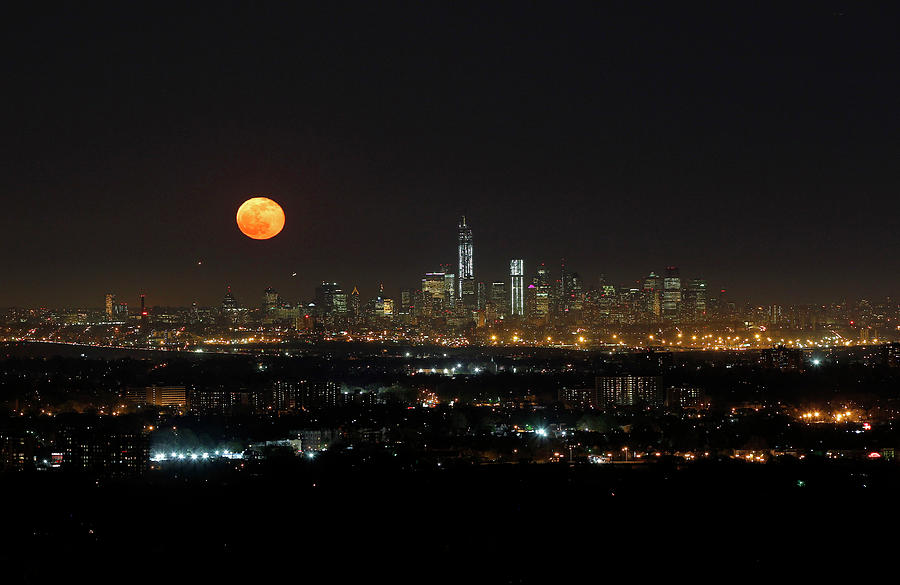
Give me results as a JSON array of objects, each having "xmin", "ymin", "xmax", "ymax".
[{"xmin": 2, "ymin": 2, "xmax": 897, "ymax": 308}]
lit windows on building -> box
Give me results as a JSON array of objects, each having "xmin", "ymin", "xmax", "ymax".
[{"xmin": 510, "ymin": 259, "xmax": 524, "ymax": 316}]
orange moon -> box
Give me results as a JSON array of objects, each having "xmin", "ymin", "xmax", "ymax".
[{"xmin": 236, "ymin": 197, "xmax": 285, "ymax": 240}]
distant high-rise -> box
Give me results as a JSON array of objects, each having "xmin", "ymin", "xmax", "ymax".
[
  {"xmin": 570, "ymin": 272, "xmax": 584, "ymax": 312},
  {"xmin": 263, "ymin": 287, "xmax": 279, "ymax": 313},
  {"xmin": 222, "ymin": 286, "xmax": 237, "ymax": 311},
  {"xmin": 534, "ymin": 263, "xmax": 551, "ymax": 318},
  {"xmin": 510, "ymin": 259, "xmax": 524, "ymax": 317},
  {"xmin": 105, "ymin": 293, "xmax": 116, "ymax": 320},
  {"xmin": 490, "ymin": 281, "xmax": 508, "ymax": 318},
  {"xmin": 349, "ymin": 286, "xmax": 361, "ymax": 324},
  {"xmin": 643, "ymin": 271, "xmax": 663, "ymax": 321},
  {"xmin": 476, "ymin": 282, "xmax": 487, "ymax": 311},
  {"xmin": 685, "ymin": 278, "xmax": 707, "ymax": 322},
  {"xmin": 643, "ymin": 272, "xmax": 662, "ymax": 292},
  {"xmin": 457, "ymin": 216, "xmax": 476, "ymax": 308},
  {"xmin": 315, "ymin": 283, "xmax": 342, "ymax": 316},
  {"xmin": 139, "ymin": 293, "xmax": 148, "ymax": 327},
  {"xmin": 422, "ymin": 272, "xmax": 446, "ymax": 315},
  {"xmin": 444, "ymin": 273, "xmax": 456, "ymax": 309},
  {"xmin": 400, "ymin": 289, "xmax": 413, "ymax": 314},
  {"xmin": 663, "ymin": 266, "xmax": 681, "ymax": 321},
  {"xmin": 438, "ymin": 263, "xmax": 456, "ymax": 309}
]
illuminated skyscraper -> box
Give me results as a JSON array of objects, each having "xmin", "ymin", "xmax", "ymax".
[
  {"xmin": 570, "ymin": 272, "xmax": 584, "ymax": 312},
  {"xmin": 559, "ymin": 258, "xmax": 570, "ymax": 312},
  {"xmin": 643, "ymin": 271, "xmax": 663, "ymax": 321},
  {"xmin": 105, "ymin": 293, "xmax": 116, "ymax": 320},
  {"xmin": 422, "ymin": 272, "xmax": 446, "ymax": 315},
  {"xmin": 437, "ymin": 263, "xmax": 456, "ymax": 309},
  {"xmin": 400, "ymin": 289, "xmax": 413, "ymax": 314},
  {"xmin": 349, "ymin": 286, "xmax": 361, "ymax": 324},
  {"xmin": 315, "ymin": 283, "xmax": 342, "ymax": 315},
  {"xmin": 662, "ymin": 266, "xmax": 681, "ymax": 321},
  {"xmin": 222, "ymin": 286, "xmax": 237, "ymax": 312},
  {"xmin": 490, "ymin": 281, "xmax": 508, "ymax": 317},
  {"xmin": 510, "ymin": 259, "xmax": 524, "ymax": 317},
  {"xmin": 263, "ymin": 287, "xmax": 279, "ymax": 314},
  {"xmin": 457, "ymin": 216, "xmax": 475, "ymax": 308},
  {"xmin": 684, "ymin": 278, "xmax": 707, "ymax": 322},
  {"xmin": 444, "ymin": 273, "xmax": 456, "ymax": 309},
  {"xmin": 139, "ymin": 293, "xmax": 149, "ymax": 327},
  {"xmin": 534, "ymin": 264, "xmax": 551, "ymax": 318}
]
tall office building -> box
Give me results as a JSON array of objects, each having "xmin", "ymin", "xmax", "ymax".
[
  {"xmin": 457, "ymin": 216, "xmax": 476, "ymax": 308},
  {"xmin": 490, "ymin": 281, "xmax": 508, "ymax": 317},
  {"xmin": 314, "ymin": 283, "xmax": 342, "ymax": 315},
  {"xmin": 139, "ymin": 293, "xmax": 149, "ymax": 327},
  {"xmin": 510, "ymin": 259, "xmax": 525, "ymax": 317},
  {"xmin": 438, "ymin": 263, "xmax": 456, "ymax": 309},
  {"xmin": 476, "ymin": 282, "xmax": 486, "ymax": 311},
  {"xmin": 349, "ymin": 286, "xmax": 361, "ymax": 324},
  {"xmin": 105, "ymin": 293, "xmax": 116, "ymax": 320},
  {"xmin": 558, "ymin": 258, "xmax": 570, "ymax": 313},
  {"xmin": 315, "ymin": 282, "xmax": 346, "ymax": 328},
  {"xmin": 263, "ymin": 287, "xmax": 279, "ymax": 314},
  {"xmin": 534, "ymin": 264, "xmax": 551, "ymax": 319},
  {"xmin": 444, "ymin": 273, "xmax": 456, "ymax": 309},
  {"xmin": 400, "ymin": 289, "xmax": 413, "ymax": 314},
  {"xmin": 381, "ymin": 298, "xmax": 394, "ymax": 318},
  {"xmin": 222, "ymin": 286, "xmax": 237, "ymax": 312},
  {"xmin": 662, "ymin": 266, "xmax": 681, "ymax": 321},
  {"xmin": 684, "ymin": 278, "xmax": 707, "ymax": 322},
  {"xmin": 642, "ymin": 272, "xmax": 663, "ymax": 321},
  {"xmin": 570, "ymin": 272, "xmax": 584, "ymax": 312},
  {"xmin": 422, "ymin": 272, "xmax": 446, "ymax": 315}
]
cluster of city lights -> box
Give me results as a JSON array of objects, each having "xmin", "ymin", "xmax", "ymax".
[{"xmin": 151, "ymin": 450, "xmax": 244, "ymax": 462}]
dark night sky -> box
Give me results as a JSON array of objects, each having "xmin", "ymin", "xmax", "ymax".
[{"xmin": 2, "ymin": 3, "xmax": 897, "ymax": 308}]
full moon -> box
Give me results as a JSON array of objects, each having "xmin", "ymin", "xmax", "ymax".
[{"xmin": 236, "ymin": 197, "xmax": 285, "ymax": 240}]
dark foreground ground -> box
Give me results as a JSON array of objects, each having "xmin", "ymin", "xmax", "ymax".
[{"xmin": 2, "ymin": 459, "xmax": 895, "ymax": 583}]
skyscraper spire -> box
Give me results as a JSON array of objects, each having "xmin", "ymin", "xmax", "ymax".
[{"xmin": 457, "ymin": 215, "xmax": 475, "ymax": 308}]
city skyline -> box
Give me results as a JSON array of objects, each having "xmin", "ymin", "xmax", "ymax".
[
  {"xmin": 1, "ymin": 4, "xmax": 897, "ymax": 307},
  {"xmin": 6, "ymin": 211, "xmax": 899, "ymax": 309}
]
